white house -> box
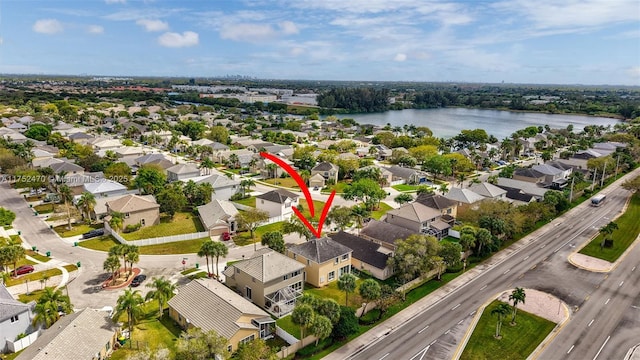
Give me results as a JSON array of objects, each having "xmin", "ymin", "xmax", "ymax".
[
  {"xmin": 83, "ymin": 179, "xmax": 128, "ymax": 198},
  {"xmin": 180, "ymin": 174, "xmax": 240, "ymax": 201},
  {"xmin": 256, "ymin": 189, "xmax": 299, "ymax": 219},
  {"xmin": 166, "ymin": 163, "xmax": 201, "ymax": 182}
]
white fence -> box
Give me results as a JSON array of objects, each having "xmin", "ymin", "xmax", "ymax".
[
  {"xmin": 390, "ymin": 179, "xmax": 406, "ymax": 186},
  {"xmin": 104, "ymin": 222, "xmax": 209, "ymax": 246},
  {"xmin": 231, "ymin": 202, "xmax": 254, "ymax": 211},
  {"xmin": 276, "ymin": 325, "xmax": 298, "ymax": 345},
  {"xmin": 449, "ymin": 229, "xmax": 461, "ymax": 239},
  {"xmin": 7, "ymin": 331, "xmax": 39, "ymax": 353}
]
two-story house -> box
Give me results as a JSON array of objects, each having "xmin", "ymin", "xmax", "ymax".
[
  {"xmin": 182, "ymin": 174, "xmax": 240, "ymax": 201},
  {"xmin": 310, "ymin": 162, "xmax": 339, "ymax": 185},
  {"xmin": 385, "ymin": 202, "xmax": 451, "ymax": 239},
  {"xmin": 286, "ymin": 237, "xmax": 352, "ymax": 288},
  {"xmin": 0, "ymin": 285, "xmax": 35, "ymax": 354},
  {"xmin": 105, "ymin": 194, "xmax": 160, "ymax": 229},
  {"xmin": 83, "ymin": 179, "xmax": 128, "ymax": 198},
  {"xmin": 330, "ymin": 231, "xmax": 393, "ymax": 280},
  {"xmin": 223, "ymin": 249, "xmax": 305, "ymax": 317},
  {"xmin": 166, "ymin": 163, "xmax": 201, "ymax": 182},
  {"xmin": 256, "ymin": 189, "xmax": 299, "ymax": 220}
]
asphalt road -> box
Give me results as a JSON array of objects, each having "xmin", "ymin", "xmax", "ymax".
[{"xmin": 346, "ymin": 169, "xmax": 640, "ymax": 360}]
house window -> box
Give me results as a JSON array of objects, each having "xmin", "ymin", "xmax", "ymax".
[
  {"xmin": 328, "ymin": 271, "xmax": 336, "ymax": 281},
  {"xmin": 283, "ymin": 274, "xmax": 289, "ymax": 280},
  {"xmin": 261, "ymin": 200, "xmax": 264, "ymax": 204},
  {"xmin": 340, "ymin": 265, "xmax": 350, "ymax": 276},
  {"xmin": 246, "ymin": 287, "xmax": 252, "ymax": 300},
  {"xmin": 10, "ymin": 315, "xmax": 19, "ymax": 323},
  {"xmin": 105, "ymin": 341, "xmax": 111, "ymax": 352},
  {"xmin": 240, "ymin": 334, "xmax": 255, "ymax": 345},
  {"xmin": 292, "ymin": 270, "xmax": 301, "ymax": 277},
  {"xmin": 334, "ymin": 257, "xmax": 339, "ymax": 265},
  {"xmin": 291, "ymin": 281, "xmax": 302, "ymax": 291},
  {"xmin": 227, "ymin": 345, "xmax": 232, "ymax": 352},
  {"xmin": 447, "ymin": 209, "xmax": 452, "ymax": 214},
  {"xmin": 307, "ymin": 259, "xmax": 310, "ymax": 265},
  {"xmin": 293, "ymin": 254, "xmax": 297, "ymax": 260},
  {"xmin": 341, "ymin": 254, "xmax": 348, "ymax": 261},
  {"xmin": 141, "ymin": 219, "xmax": 145, "ymax": 226},
  {"xmin": 125, "ymin": 213, "xmax": 130, "ymax": 218}
]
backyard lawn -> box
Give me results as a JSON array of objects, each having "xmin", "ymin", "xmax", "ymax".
[
  {"xmin": 305, "ymin": 277, "xmax": 365, "ymax": 308},
  {"xmin": 323, "ymin": 181, "xmax": 350, "ymax": 194},
  {"xmin": 371, "ymin": 202, "xmax": 393, "ymax": 220},
  {"xmin": 79, "ymin": 236, "xmax": 120, "ymax": 251},
  {"xmin": 233, "ymin": 221, "xmax": 285, "ymax": 246},
  {"xmin": 264, "ymin": 177, "xmax": 300, "ymax": 189},
  {"xmin": 79, "ymin": 235, "xmax": 211, "ymax": 255},
  {"xmin": 121, "ymin": 212, "xmax": 204, "ymax": 241},
  {"xmin": 33, "ymin": 203, "xmax": 54, "ymax": 214},
  {"xmin": 233, "ymin": 196, "xmax": 256, "ymax": 207},
  {"xmin": 460, "ymin": 300, "xmax": 556, "ymax": 360},
  {"xmin": 276, "ymin": 315, "xmax": 301, "ymax": 340},
  {"xmin": 391, "ymin": 184, "xmax": 420, "ymax": 192},
  {"xmin": 53, "ymin": 223, "xmax": 103, "ymax": 238},
  {"xmin": 579, "ymin": 193, "xmax": 640, "ymax": 262}
]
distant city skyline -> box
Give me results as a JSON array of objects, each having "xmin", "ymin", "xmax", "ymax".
[{"xmin": 0, "ymin": 0, "xmax": 639, "ymax": 86}]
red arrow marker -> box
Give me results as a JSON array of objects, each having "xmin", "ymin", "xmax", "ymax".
[{"xmin": 259, "ymin": 152, "xmax": 335, "ymax": 238}]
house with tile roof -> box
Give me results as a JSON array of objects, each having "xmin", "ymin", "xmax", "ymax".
[
  {"xmin": 0, "ymin": 285, "xmax": 35, "ymax": 354},
  {"xmin": 384, "ymin": 165, "xmax": 427, "ymax": 185},
  {"xmin": 359, "ymin": 220, "xmax": 416, "ymax": 250},
  {"xmin": 15, "ymin": 308, "xmax": 117, "ymax": 360},
  {"xmin": 286, "ymin": 237, "xmax": 352, "ymax": 287},
  {"xmin": 311, "ymin": 162, "xmax": 339, "ymax": 184},
  {"xmin": 105, "ymin": 194, "xmax": 160, "ymax": 228},
  {"xmin": 49, "ymin": 161, "xmax": 85, "ymax": 176},
  {"xmin": 445, "ymin": 187, "xmax": 486, "ymax": 205},
  {"xmin": 384, "ymin": 202, "xmax": 452, "ymax": 239},
  {"xmin": 330, "ymin": 231, "xmax": 393, "ymax": 280},
  {"xmin": 167, "ymin": 163, "xmax": 201, "ymax": 181},
  {"xmin": 168, "ymin": 279, "xmax": 275, "ymax": 353},
  {"xmin": 468, "ymin": 182, "xmax": 508, "ymax": 200},
  {"xmin": 495, "ymin": 178, "xmax": 549, "ymax": 200},
  {"xmin": 0, "ymin": 128, "xmax": 28, "ymax": 143},
  {"xmin": 197, "ymin": 199, "xmax": 239, "ymax": 236},
  {"xmin": 223, "ymin": 250, "xmax": 305, "ymax": 317},
  {"xmin": 256, "ymin": 189, "xmax": 299, "ymax": 220},
  {"xmin": 83, "ymin": 179, "xmax": 128, "ymax": 198}
]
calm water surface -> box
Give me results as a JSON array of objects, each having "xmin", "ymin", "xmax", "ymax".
[{"xmin": 342, "ymin": 108, "xmax": 620, "ymax": 139}]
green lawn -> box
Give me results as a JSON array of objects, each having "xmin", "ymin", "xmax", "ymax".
[
  {"xmin": 53, "ymin": 223, "xmax": 103, "ymax": 238},
  {"xmin": 6, "ymin": 268, "xmax": 62, "ymax": 287},
  {"xmin": 110, "ymin": 303, "xmax": 181, "ymax": 360},
  {"xmin": 121, "ymin": 212, "xmax": 204, "ymax": 241},
  {"xmin": 18, "ymin": 288, "xmax": 47, "ymax": 303},
  {"xmin": 80, "ymin": 235, "xmax": 211, "ymax": 255},
  {"xmin": 33, "ymin": 203, "xmax": 54, "ymax": 214},
  {"xmin": 299, "ymin": 200, "xmax": 327, "ymax": 221},
  {"xmin": 371, "ymin": 202, "xmax": 393, "ymax": 220},
  {"xmin": 305, "ymin": 278, "xmax": 365, "ymax": 308},
  {"xmin": 63, "ymin": 264, "xmax": 78, "ymax": 272},
  {"xmin": 391, "ymin": 184, "xmax": 419, "ymax": 192},
  {"xmin": 233, "ymin": 196, "xmax": 256, "ymax": 207},
  {"xmin": 180, "ymin": 267, "xmax": 199, "ymax": 275},
  {"xmin": 233, "ymin": 221, "xmax": 285, "ymax": 246},
  {"xmin": 26, "ymin": 250, "xmax": 51, "ymax": 263},
  {"xmin": 263, "ymin": 177, "xmax": 300, "ymax": 189},
  {"xmin": 579, "ymin": 193, "xmax": 640, "ymax": 262},
  {"xmin": 460, "ymin": 300, "xmax": 556, "ymax": 360},
  {"xmin": 276, "ymin": 315, "xmax": 301, "ymax": 340},
  {"xmin": 323, "ymin": 181, "xmax": 350, "ymax": 194}
]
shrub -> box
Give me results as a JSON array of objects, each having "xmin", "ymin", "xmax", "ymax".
[
  {"xmin": 0, "ymin": 208, "xmax": 16, "ymax": 226},
  {"xmin": 446, "ymin": 263, "xmax": 464, "ymax": 273},
  {"xmin": 124, "ymin": 223, "xmax": 142, "ymax": 233},
  {"xmin": 230, "ymin": 193, "xmax": 249, "ymax": 201},
  {"xmin": 359, "ymin": 309, "xmax": 381, "ymax": 325}
]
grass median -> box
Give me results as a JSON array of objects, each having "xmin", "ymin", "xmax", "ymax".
[
  {"xmin": 579, "ymin": 193, "xmax": 640, "ymax": 262},
  {"xmin": 79, "ymin": 235, "xmax": 211, "ymax": 255}
]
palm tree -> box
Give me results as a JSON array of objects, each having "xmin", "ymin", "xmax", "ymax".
[
  {"xmin": 40, "ymin": 274, "xmax": 50, "ymax": 289},
  {"xmin": 126, "ymin": 246, "xmax": 140, "ymax": 277},
  {"xmin": 8, "ymin": 245, "xmax": 26, "ymax": 277},
  {"xmin": 114, "ymin": 289, "xmax": 144, "ymax": 340},
  {"xmin": 599, "ymin": 221, "xmax": 619, "ymax": 248},
  {"xmin": 76, "ymin": 191, "xmax": 96, "ymax": 222},
  {"xmin": 33, "ymin": 288, "xmax": 72, "ymax": 328},
  {"xmin": 351, "ymin": 205, "xmax": 370, "ymax": 231},
  {"xmin": 265, "ymin": 163, "xmax": 278, "ymax": 182},
  {"xmin": 200, "ymin": 158, "xmax": 215, "ymax": 175},
  {"xmin": 109, "ymin": 244, "xmax": 128, "ymax": 276},
  {"xmin": 509, "ymin": 287, "xmax": 526, "ymax": 325},
  {"xmin": 338, "ymin": 273, "xmax": 357, "ymax": 306},
  {"xmin": 491, "ymin": 303, "xmax": 511, "ymax": 339},
  {"xmin": 103, "ymin": 254, "xmax": 121, "ymax": 286},
  {"xmin": 58, "ymin": 184, "xmax": 73, "ymax": 230},
  {"xmin": 228, "ymin": 153, "xmax": 239, "ymax": 169},
  {"xmin": 109, "ymin": 212, "xmax": 124, "ymax": 233},
  {"xmin": 145, "ymin": 277, "xmax": 177, "ymax": 318},
  {"xmin": 210, "ymin": 241, "xmax": 229, "ymax": 280},
  {"xmin": 240, "ymin": 179, "xmax": 255, "ymax": 198},
  {"xmin": 198, "ymin": 240, "xmax": 216, "ymax": 277}
]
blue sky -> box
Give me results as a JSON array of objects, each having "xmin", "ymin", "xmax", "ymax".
[{"xmin": 0, "ymin": 0, "xmax": 639, "ymax": 85}]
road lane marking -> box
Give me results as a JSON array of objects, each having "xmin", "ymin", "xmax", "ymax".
[
  {"xmin": 444, "ymin": 329, "xmax": 450, "ymax": 335},
  {"xmin": 418, "ymin": 325, "xmax": 429, "ymax": 334},
  {"xmin": 605, "ymin": 298, "xmax": 610, "ymax": 305},
  {"xmin": 567, "ymin": 345, "xmax": 575, "ymax": 354},
  {"xmin": 633, "ymin": 266, "xmax": 636, "ymax": 272},
  {"xmin": 523, "ymin": 255, "xmax": 530, "ymax": 260},
  {"xmin": 379, "ymin": 353, "xmax": 389, "ymax": 360},
  {"xmin": 451, "ymin": 304, "xmax": 461, "ymax": 311},
  {"xmin": 541, "ymin": 244, "xmax": 547, "ymax": 248},
  {"xmin": 593, "ymin": 336, "xmax": 611, "ymax": 360},
  {"xmin": 518, "ymin": 274, "xmax": 524, "ymax": 279},
  {"xmin": 470, "ymin": 310, "xmax": 476, "ymax": 316},
  {"xmin": 619, "ymin": 281, "xmax": 624, "ymax": 287},
  {"xmin": 408, "ymin": 345, "xmax": 431, "ymax": 360},
  {"xmin": 480, "ymin": 285, "xmax": 487, "ymax": 291},
  {"xmin": 503, "ymin": 269, "xmax": 510, "ymax": 274},
  {"xmin": 554, "ymin": 246, "xmax": 562, "ymax": 253},
  {"xmin": 457, "ymin": 320, "xmax": 464, "ymax": 325},
  {"xmin": 542, "ymin": 256, "xmax": 548, "ymax": 261},
  {"xmin": 430, "ymin": 340, "xmax": 437, "ymax": 346},
  {"xmin": 588, "ymin": 319, "xmax": 594, "ymax": 327}
]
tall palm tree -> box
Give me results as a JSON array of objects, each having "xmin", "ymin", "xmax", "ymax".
[
  {"xmin": 8, "ymin": 245, "xmax": 26, "ymax": 277},
  {"xmin": 109, "ymin": 212, "xmax": 125, "ymax": 233},
  {"xmin": 145, "ymin": 277, "xmax": 177, "ymax": 318},
  {"xmin": 240, "ymin": 179, "xmax": 255, "ymax": 197},
  {"xmin": 114, "ymin": 289, "xmax": 144, "ymax": 339},
  {"xmin": 126, "ymin": 246, "xmax": 140, "ymax": 277},
  {"xmin": 210, "ymin": 241, "xmax": 229, "ymax": 280},
  {"xmin": 76, "ymin": 191, "xmax": 96, "ymax": 222},
  {"xmin": 103, "ymin": 254, "xmax": 121, "ymax": 286},
  {"xmin": 109, "ymin": 244, "xmax": 128, "ymax": 276},
  {"xmin": 509, "ymin": 287, "xmax": 526, "ymax": 325},
  {"xmin": 33, "ymin": 287, "xmax": 72, "ymax": 328},
  {"xmin": 265, "ymin": 163, "xmax": 277, "ymax": 181},
  {"xmin": 351, "ymin": 205, "xmax": 370, "ymax": 231},
  {"xmin": 200, "ymin": 158, "xmax": 215, "ymax": 175},
  {"xmin": 599, "ymin": 221, "xmax": 619, "ymax": 248},
  {"xmin": 197, "ymin": 240, "xmax": 216, "ymax": 277},
  {"xmin": 228, "ymin": 153, "xmax": 239, "ymax": 169},
  {"xmin": 58, "ymin": 184, "xmax": 73, "ymax": 230},
  {"xmin": 491, "ymin": 303, "xmax": 511, "ymax": 339}
]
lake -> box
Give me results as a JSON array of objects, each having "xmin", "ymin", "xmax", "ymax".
[{"xmin": 340, "ymin": 108, "xmax": 620, "ymax": 139}]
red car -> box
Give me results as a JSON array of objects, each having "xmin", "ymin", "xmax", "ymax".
[
  {"xmin": 222, "ymin": 232, "xmax": 231, "ymax": 241},
  {"xmin": 14, "ymin": 265, "xmax": 35, "ymax": 276}
]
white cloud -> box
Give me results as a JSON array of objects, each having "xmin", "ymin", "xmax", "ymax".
[
  {"xmin": 158, "ymin": 31, "xmax": 199, "ymax": 48},
  {"xmin": 279, "ymin": 21, "xmax": 299, "ymax": 35},
  {"xmin": 220, "ymin": 23, "xmax": 278, "ymax": 42},
  {"xmin": 33, "ymin": 19, "xmax": 64, "ymax": 34},
  {"xmin": 628, "ymin": 66, "xmax": 640, "ymax": 78},
  {"xmin": 136, "ymin": 19, "xmax": 169, "ymax": 32},
  {"xmin": 394, "ymin": 53, "xmax": 407, "ymax": 62},
  {"xmin": 105, "ymin": 0, "xmax": 126, "ymax": 4},
  {"xmin": 88, "ymin": 25, "xmax": 104, "ymax": 34}
]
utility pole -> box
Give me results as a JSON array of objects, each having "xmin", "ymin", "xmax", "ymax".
[
  {"xmin": 614, "ymin": 154, "xmax": 621, "ymax": 180},
  {"xmin": 591, "ymin": 168, "xmax": 598, "ymax": 191},
  {"xmin": 569, "ymin": 176, "xmax": 575, "ymax": 202},
  {"xmin": 600, "ymin": 161, "xmax": 607, "ymax": 188}
]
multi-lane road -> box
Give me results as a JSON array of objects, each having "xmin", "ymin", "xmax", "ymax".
[{"xmin": 340, "ymin": 169, "xmax": 640, "ymax": 360}]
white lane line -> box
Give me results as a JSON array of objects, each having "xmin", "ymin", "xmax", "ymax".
[
  {"xmin": 567, "ymin": 345, "xmax": 575, "ymax": 354},
  {"xmin": 418, "ymin": 325, "xmax": 429, "ymax": 334},
  {"xmin": 554, "ymin": 246, "xmax": 562, "ymax": 253},
  {"xmin": 619, "ymin": 281, "xmax": 624, "ymax": 287},
  {"xmin": 593, "ymin": 336, "xmax": 611, "ymax": 360},
  {"xmin": 430, "ymin": 340, "xmax": 437, "ymax": 346},
  {"xmin": 480, "ymin": 285, "xmax": 488, "ymax": 291},
  {"xmin": 444, "ymin": 329, "xmax": 451, "ymax": 335},
  {"xmin": 457, "ymin": 320, "xmax": 464, "ymax": 325},
  {"xmin": 451, "ymin": 304, "xmax": 461, "ymax": 311},
  {"xmin": 588, "ymin": 319, "xmax": 595, "ymax": 327},
  {"xmin": 523, "ymin": 255, "xmax": 530, "ymax": 260},
  {"xmin": 541, "ymin": 244, "xmax": 547, "ymax": 248},
  {"xmin": 470, "ymin": 310, "xmax": 476, "ymax": 316},
  {"xmin": 418, "ymin": 347, "xmax": 429, "ymax": 360},
  {"xmin": 632, "ymin": 266, "xmax": 636, "ymax": 272},
  {"xmin": 379, "ymin": 353, "xmax": 389, "ymax": 360},
  {"xmin": 605, "ymin": 298, "xmax": 610, "ymax": 305},
  {"xmin": 504, "ymin": 269, "xmax": 510, "ymax": 274}
]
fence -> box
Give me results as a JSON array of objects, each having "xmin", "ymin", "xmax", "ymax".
[
  {"xmin": 7, "ymin": 331, "xmax": 39, "ymax": 353},
  {"xmin": 104, "ymin": 222, "xmax": 209, "ymax": 246},
  {"xmin": 231, "ymin": 202, "xmax": 254, "ymax": 211},
  {"xmin": 274, "ymin": 333, "xmax": 317, "ymax": 359}
]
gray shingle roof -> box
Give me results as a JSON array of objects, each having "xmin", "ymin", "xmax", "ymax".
[
  {"xmin": 359, "ymin": 220, "xmax": 415, "ymax": 245},
  {"xmin": 223, "ymin": 250, "xmax": 305, "ymax": 283},
  {"xmin": 386, "ymin": 202, "xmax": 441, "ymax": 222},
  {"xmin": 288, "ymin": 237, "xmax": 352, "ymax": 263},
  {"xmin": 312, "ymin": 162, "xmax": 338, "ymax": 172},
  {"xmin": 167, "ymin": 163, "xmax": 200, "ymax": 175},
  {"xmin": 168, "ymin": 279, "xmax": 270, "ymax": 339},
  {"xmin": 445, "ymin": 187, "xmax": 486, "ymax": 204},
  {"xmin": 385, "ymin": 165, "xmax": 419, "ymax": 179},
  {"xmin": 0, "ymin": 285, "xmax": 32, "ymax": 323},
  {"xmin": 415, "ymin": 194, "xmax": 457, "ymax": 210},
  {"xmin": 256, "ymin": 189, "xmax": 299, "ymax": 204},
  {"xmin": 15, "ymin": 309, "xmax": 117, "ymax": 360},
  {"xmin": 514, "ymin": 168, "xmax": 545, "ymax": 179},
  {"xmin": 197, "ymin": 199, "xmax": 238, "ymax": 229},
  {"xmin": 106, "ymin": 194, "xmax": 159, "ymax": 213},
  {"xmin": 84, "ymin": 179, "xmax": 127, "ymax": 194},
  {"xmin": 49, "ymin": 161, "xmax": 84, "ymax": 173},
  {"xmin": 468, "ymin": 182, "xmax": 507, "ymax": 198},
  {"xmin": 330, "ymin": 231, "xmax": 389, "ymax": 270}
]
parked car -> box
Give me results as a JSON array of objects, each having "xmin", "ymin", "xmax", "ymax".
[
  {"xmin": 82, "ymin": 228, "xmax": 105, "ymax": 239},
  {"xmin": 14, "ymin": 265, "xmax": 35, "ymax": 276},
  {"xmin": 131, "ymin": 274, "xmax": 146, "ymax": 287},
  {"xmin": 313, "ymin": 186, "xmax": 319, "ymax": 191},
  {"xmin": 221, "ymin": 232, "xmax": 231, "ymax": 241}
]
